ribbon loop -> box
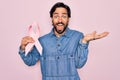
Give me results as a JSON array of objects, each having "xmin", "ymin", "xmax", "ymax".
[{"xmin": 25, "ymin": 22, "xmax": 42, "ymax": 56}]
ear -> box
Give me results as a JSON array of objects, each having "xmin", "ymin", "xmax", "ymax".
[{"xmin": 67, "ymin": 18, "xmax": 70, "ymax": 22}]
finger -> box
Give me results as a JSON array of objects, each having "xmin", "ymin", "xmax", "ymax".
[
  {"xmin": 103, "ymin": 32, "xmax": 109, "ymax": 36},
  {"xmin": 92, "ymin": 31, "xmax": 97, "ymax": 35},
  {"xmin": 92, "ymin": 31, "xmax": 97, "ymax": 37},
  {"xmin": 27, "ymin": 37, "xmax": 35, "ymax": 42},
  {"xmin": 95, "ymin": 32, "xmax": 109, "ymax": 39},
  {"xmin": 100, "ymin": 32, "xmax": 109, "ymax": 38},
  {"xmin": 22, "ymin": 36, "xmax": 35, "ymax": 44},
  {"xmin": 91, "ymin": 31, "xmax": 97, "ymax": 40}
]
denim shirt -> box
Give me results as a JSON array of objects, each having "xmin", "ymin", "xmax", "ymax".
[{"xmin": 19, "ymin": 27, "xmax": 89, "ymax": 80}]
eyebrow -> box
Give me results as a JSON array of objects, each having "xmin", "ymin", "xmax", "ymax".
[{"xmin": 53, "ymin": 13, "xmax": 67, "ymax": 15}]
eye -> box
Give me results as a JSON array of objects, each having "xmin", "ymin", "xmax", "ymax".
[
  {"xmin": 62, "ymin": 15, "xmax": 67, "ymax": 18},
  {"xmin": 53, "ymin": 15, "xmax": 59, "ymax": 19}
]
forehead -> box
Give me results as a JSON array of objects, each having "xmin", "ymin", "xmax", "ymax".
[{"xmin": 53, "ymin": 7, "xmax": 67, "ymax": 14}]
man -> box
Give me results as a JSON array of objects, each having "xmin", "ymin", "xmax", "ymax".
[{"xmin": 19, "ymin": 2, "xmax": 109, "ymax": 80}]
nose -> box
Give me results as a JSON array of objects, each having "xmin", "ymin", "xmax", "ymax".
[{"xmin": 58, "ymin": 17, "xmax": 62, "ymax": 22}]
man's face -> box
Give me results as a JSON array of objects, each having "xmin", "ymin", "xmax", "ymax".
[{"xmin": 52, "ymin": 7, "xmax": 69, "ymax": 34}]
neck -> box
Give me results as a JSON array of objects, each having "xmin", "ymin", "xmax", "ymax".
[{"xmin": 54, "ymin": 30, "xmax": 65, "ymax": 37}]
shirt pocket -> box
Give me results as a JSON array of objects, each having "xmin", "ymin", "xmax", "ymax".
[
  {"xmin": 57, "ymin": 54, "xmax": 77, "ymax": 76},
  {"xmin": 40, "ymin": 56, "xmax": 58, "ymax": 76},
  {"xmin": 67, "ymin": 54, "xmax": 77, "ymax": 75}
]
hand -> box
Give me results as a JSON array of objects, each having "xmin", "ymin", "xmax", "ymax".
[
  {"xmin": 21, "ymin": 36, "xmax": 35, "ymax": 50},
  {"xmin": 82, "ymin": 31, "xmax": 109, "ymax": 43}
]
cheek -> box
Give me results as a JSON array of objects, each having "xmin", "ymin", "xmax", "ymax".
[
  {"xmin": 52, "ymin": 19, "xmax": 57, "ymax": 24},
  {"xmin": 64, "ymin": 20, "xmax": 69, "ymax": 25},
  {"xmin": 63, "ymin": 18, "xmax": 69, "ymax": 23}
]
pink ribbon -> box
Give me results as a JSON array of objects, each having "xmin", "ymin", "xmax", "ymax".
[{"xmin": 25, "ymin": 22, "xmax": 42, "ymax": 55}]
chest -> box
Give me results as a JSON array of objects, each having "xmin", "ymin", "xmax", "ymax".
[{"xmin": 42, "ymin": 35, "xmax": 80, "ymax": 56}]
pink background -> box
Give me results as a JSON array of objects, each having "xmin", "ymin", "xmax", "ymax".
[{"xmin": 0, "ymin": 0, "xmax": 120, "ymax": 80}]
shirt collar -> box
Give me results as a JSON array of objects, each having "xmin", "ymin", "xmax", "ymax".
[{"xmin": 49, "ymin": 27, "xmax": 71, "ymax": 38}]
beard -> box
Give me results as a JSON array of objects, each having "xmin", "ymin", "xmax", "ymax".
[{"xmin": 52, "ymin": 22, "xmax": 68, "ymax": 34}]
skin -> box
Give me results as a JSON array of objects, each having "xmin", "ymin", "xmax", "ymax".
[
  {"xmin": 20, "ymin": 7, "xmax": 109, "ymax": 50},
  {"xmin": 52, "ymin": 7, "xmax": 69, "ymax": 37}
]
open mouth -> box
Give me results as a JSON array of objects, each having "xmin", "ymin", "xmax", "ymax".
[
  {"xmin": 57, "ymin": 24, "xmax": 63, "ymax": 26},
  {"xmin": 56, "ymin": 22, "xmax": 64, "ymax": 26}
]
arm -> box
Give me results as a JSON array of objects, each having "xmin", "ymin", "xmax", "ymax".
[
  {"xmin": 75, "ymin": 31, "xmax": 109, "ymax": 68},
  {"xmin": 75, "ymin": 34, "xmax": 89, "ymax": 69},
  {"xmin": 19, "ymin": 36, "xmax": 40, "ymax": 66},
  {"xmin": 19, "ymin": 46, "xmax": 40, "ymax": 66}
]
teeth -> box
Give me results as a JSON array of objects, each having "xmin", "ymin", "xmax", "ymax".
[{"xmin": 58, "ymin": 24, "xmax": 63, "ymax": 26}]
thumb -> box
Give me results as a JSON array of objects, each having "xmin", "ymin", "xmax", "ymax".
[{"xmin": 92, "ymin": 31, "xmax": 97, "ymax": 35}]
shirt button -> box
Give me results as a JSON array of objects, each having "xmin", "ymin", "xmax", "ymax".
[
  {"xmin": 70, "ymin": 55, "xmax": 73, "ymax": 57},
  {"xmin": 57, "ymin": 56, "xmax": 60, "ymax": 59},
  {"xmin": 57, "ymin": 44, "xmax": 60, "ymax": 46},
  {"xmin": 44, "ymin": 57, "xmax": 46, "ymax": 60}
]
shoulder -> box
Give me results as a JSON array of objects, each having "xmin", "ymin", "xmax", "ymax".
[
  {"xmin": 37, "ymin": 33, "xmax": 51, "ymax": 46},
  {"xmin": 69, "ymin": 29, "xmax": 84, "ymax": 37},
  {"xmin": 39, "ymin": 32, "xmax": 51, "ymax": 41}
]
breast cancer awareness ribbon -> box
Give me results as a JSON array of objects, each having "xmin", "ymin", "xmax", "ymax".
[{"xmin": 25, "ymin": 22, "xmax": 42, "ymax": 56}]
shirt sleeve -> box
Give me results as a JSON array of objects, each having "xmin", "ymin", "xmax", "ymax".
[
  {"xmin": 75, "ymin": 34, "xmax": 89, "ymax": 69},
  {"xmin": 19, "ymin": 46, "xmax": 40, "ymax": 66}
]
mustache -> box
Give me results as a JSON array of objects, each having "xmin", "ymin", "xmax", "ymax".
[{"xmin": 56, "ymin": 22, "xmax": 64, "ymax": 25}]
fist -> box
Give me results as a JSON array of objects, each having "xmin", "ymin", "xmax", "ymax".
[{"xmin": 21, "ymin": 36, "xmax": 35, "ymax": 50}]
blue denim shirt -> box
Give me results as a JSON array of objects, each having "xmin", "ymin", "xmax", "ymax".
[{"xmin": 19, "ymin": 27, "xmax": 89, "ymax": 80}]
